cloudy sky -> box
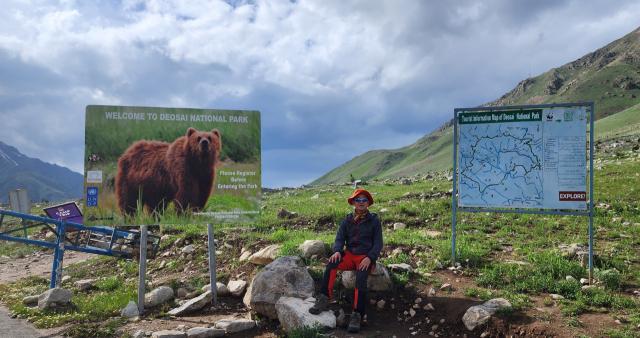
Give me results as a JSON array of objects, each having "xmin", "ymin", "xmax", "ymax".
[{"xmin": 1, "ymin": 0, "xmax": 639, "ymax": 188}]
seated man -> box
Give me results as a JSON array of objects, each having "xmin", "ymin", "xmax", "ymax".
[{"xmin": 309, "ymin": 189, "xmax": 383, "ymax": 333}]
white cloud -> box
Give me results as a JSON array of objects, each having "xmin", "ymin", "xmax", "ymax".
[{"xmin": 1, "ymin": 0, "xmax": 639, "ymax": 187}]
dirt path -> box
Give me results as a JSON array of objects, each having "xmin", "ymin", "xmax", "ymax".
[
  {"xmin": 0, "ymin": 305, "xmax": 68, "ymax": 338},
  {"xmin": 0, "ymin": 250, "xmax": 96, "ymax": 337},
  {"xmin": 0, "ymin": 250, "xmax": 95, "ymax": 284}
]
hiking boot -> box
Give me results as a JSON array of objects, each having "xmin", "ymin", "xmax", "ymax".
[
  {"xmin": 347, "ymin": 312, "xmax": 361, "ymax": 333},
  {"xmin": 309, "ymin": 294, "xmax": 331, "ymax": 314}
]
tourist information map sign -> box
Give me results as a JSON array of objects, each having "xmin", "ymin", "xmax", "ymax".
[{"xmin": 457, "ymin": 107, "xmax": 587, "ymax": 210}]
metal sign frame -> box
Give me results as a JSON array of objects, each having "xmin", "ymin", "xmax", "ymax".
[{"xmin": 452, "ymin": 102, "xmax": 595, "ymax": 279}]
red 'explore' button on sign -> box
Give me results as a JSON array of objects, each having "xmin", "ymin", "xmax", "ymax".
[{"xmin": 559, "ymin": 191, "xmax": 586, "ymax": 201}]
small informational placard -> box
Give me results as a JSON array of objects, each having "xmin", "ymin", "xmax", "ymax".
[
  {"xmin": 43, "ymin": 202, "xmax": 83, "ymax": 225},
  {"xmin": 458, "ymin": 107, "xmax": 587, "ymax": 210},
  {"xmin": 83, "ymin": 105, "xmax": 261, "ymax": 226}
]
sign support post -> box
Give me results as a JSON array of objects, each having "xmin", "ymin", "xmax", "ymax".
[
  {"xmin": 452, "ymin": 103, "xmax": 594, "ymax": 276},
  {"xmin": 207, "ymin": 223, "xmax": 218, "ymax": 306},
  {"xmin": 138, "ymin": 225, "xmax": 148, "ymax": 314},
  {"xmin": 452, "ymin": 110, "xmax": 458, "ymax": 266},
  {"xmin": 589, "ymin": 102, "xmax": 595, "ymax": 284},
  {"xmin": 50, "ymin": 220, "xmax": 67, "ymax": 289}
]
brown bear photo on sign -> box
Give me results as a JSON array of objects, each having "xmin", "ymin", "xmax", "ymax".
[{"xmin": 115, "ymin": 127, "xmax": 221, "ymax": 216}]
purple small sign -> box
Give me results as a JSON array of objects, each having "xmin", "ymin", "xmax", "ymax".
[{"xmin": 43, "ymin": 202, "xmax": 83, "ymax": 226}]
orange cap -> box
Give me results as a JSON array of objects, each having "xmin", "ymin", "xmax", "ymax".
[{"xmin": 347, "ymin": 189, "xmax": 374, "ymax": 206}]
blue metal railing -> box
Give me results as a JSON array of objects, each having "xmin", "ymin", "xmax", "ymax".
[{"xmin": 0, "ymin": 210, "xmax": 161, "ymax": 288}]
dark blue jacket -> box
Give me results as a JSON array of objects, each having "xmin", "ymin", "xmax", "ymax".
[{"xmin": 333, "ymin": 211, "xmax": 383, "ymax": 263}]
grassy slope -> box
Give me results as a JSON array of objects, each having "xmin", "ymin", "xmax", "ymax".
[
  {"xmin": 311, "ymin": 27, "xmax": 640, "ymax": 186},
  {"xmin": 594, "ymin": 102, "xmax": 640, "ymax": 142}
]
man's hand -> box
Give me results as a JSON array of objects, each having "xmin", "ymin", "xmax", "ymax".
[
  {"xmin": 358, "ymin": 257, "xmax": 371, "ymax": 270},
  {"xmin": 329, "ymin": 252, "xmax": 342, "ymax": 263}
]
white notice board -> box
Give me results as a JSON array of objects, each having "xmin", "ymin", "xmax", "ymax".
[{"xmin": 457, "ymin": 107, "xmax": 587, "ymax": 210}]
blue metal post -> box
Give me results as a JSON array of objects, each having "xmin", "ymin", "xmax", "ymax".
[
  {"xmin": 589, "ymin": 103, "xmax": 595, "ymax": 283},
  {"xmin": 452, "ymin": 110, "xmax": 458, "ymax": 265},
  {"xmin": 50, "ymin": 220, "xmax": 66, "ymax": 289}
]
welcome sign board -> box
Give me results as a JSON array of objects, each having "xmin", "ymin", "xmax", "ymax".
[{"xmin": 83, "ymin": 105, "xmax": 261, "ymax": 226}]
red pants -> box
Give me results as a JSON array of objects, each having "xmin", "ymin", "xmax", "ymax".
[{"xmin": 320, "ymin": 251, "xmax": 375, "ymax": 315}]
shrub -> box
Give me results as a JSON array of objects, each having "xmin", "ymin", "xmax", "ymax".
[{"xmin": 593, "ymin": 268, "xmax": 621, "ymax": 291}]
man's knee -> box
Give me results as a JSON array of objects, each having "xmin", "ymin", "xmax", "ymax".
[{"xmin": 326, "ymin": 261, "xmax": 341, "ymax": 271}]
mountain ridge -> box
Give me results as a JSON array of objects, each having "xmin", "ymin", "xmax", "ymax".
[
  {"xmin": 0, "ymin": 141, "xmax": 83, "ymax": 204},
  {"xmin": 310, "ymin": 26, "xmax": 640, "ymax": 186}
]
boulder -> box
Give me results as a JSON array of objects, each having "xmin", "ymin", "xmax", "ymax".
[
  {"xmin": 560, "ymin": 243, "xmax": 590, "ymax": 267},
  {"xmin": 182, "ymin": 245, "xmax": 195, "ymax": 254},
  {"xmin": 227, "ymin": 281, "xmax": 247, "ymax": 297},
  {"xmin": 186, "ymin": 327, "xmax": 225, "ymax": 338},
  {"xmin": 131, "ymin": 330, "xmax": 146, "ymax": 338},
  {"xmin": 145, "ymin": 286, "xmax": 174, "ymax": 308},
  {"xmin": 342, "ymin": 265, "xmax": 391, "ymax": 291},
  {"xmin": 275, "ymin": 297, "xmax": 336, "ymax": 332},
  {"xmin": 202, "ymin": 283, "xmax": 230, "ymax": 296},
  {"xmin": 73, "ymin": 279, "xmax": 97, "ymax": 291},
  {"xmin": 388, "ymin": 263, "xmax": 413, "ymax": 273},
  {"xmin": 277, "ymin": 208, "xmax": 296, "ymax": 219},
  {"xmin": 238, "ymin": 251, "xmax": 252, "ymax": 261},
  {"xmin": 462, "ymin": 298, "xmax": 512, "ymax": 331},
  {"xmin": 393, "ymin": 223, "xmax": 406, "ymax": 231},
  {"xmin": 38, "ymin": 288, "xmax": 74, "ymax": 311},
  {"xmin": 177, "ymin": 288, "xmax": 188, "ymax": 298},
  {"xmin": 121, "ymin": 301, "xmax": 139, "ymax": 319},
  {"xmin": 214, "ymin": 318, "xmax": 255, "ymax": 333},
  {"xmin": 168, "ymin": 291, "xmax": 213, "ymax": 316},
  {"xmin": 23, "ymin": 295, "xmax": 39, "ymax": 305},
  {"xmin": 248, "ymin": 245, "xmax": 280, "ymax": 265},
  {"xmin": 151, "ymin": 331, "xmax": 186, "ymax": 338},
  {"xmin": 299, "ymin": 240, "xmax": 325, "ymax": 259},
  {"xmin": 243, "ymin": 256, "xmax": 314, "ymax": 319}
]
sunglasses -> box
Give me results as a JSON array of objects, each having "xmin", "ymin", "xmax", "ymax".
[{"xmin": 355, "ymin": 198, "xmax": 368, "ymax": 203}]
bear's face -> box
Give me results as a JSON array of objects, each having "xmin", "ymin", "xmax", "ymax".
[{"xmin": 185, "ymin": 127, "xmax": 222, "ymax": 158}]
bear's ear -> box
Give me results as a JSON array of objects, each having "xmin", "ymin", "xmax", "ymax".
[
  {"xmin": 187, "ymin": 128, "xmax": 197, "ymax": 138},
  {"xmin": 211, "ymin": 129, "xmax": 222, "ymax": 151}
]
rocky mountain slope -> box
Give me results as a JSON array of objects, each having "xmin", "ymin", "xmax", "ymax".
[{"xmin": 0, "ymin": 141, "xmax": 83, "ymax": 204}]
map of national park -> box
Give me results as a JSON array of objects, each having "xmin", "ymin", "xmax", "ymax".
[
  {"xmin": 459, "ymin": 123, "xmax": 543, "ymax": 207},
  {"xmin": 457, "ymin": 108, "xmax": 588, "ymax": 210}
]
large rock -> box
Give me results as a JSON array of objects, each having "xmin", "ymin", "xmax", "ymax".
[
  {"xmin": 23, "ymin": 295, "xmax": 39, "ymax": 305},
  {"xmin": 145, "ymin": 286, "xmax": 174, "ymax": 308},
  {"xmin": 186, "ymin": 327, "xmax": 225, "ymax": 338},
  {"xmin": 151, "ymin": 331, "xmax": 186, "ymax": 338},
  {"xmin": 214, "ymin": 318, "xmax": 255, "ymax": 333},
  {"xmin": 462, "ymin": 298, "xmax": 512, "ymax": 331},
  {"xmin": 227, "ymin": 281, "xmax": 247, "ymax": 297},
  {"xmin": 388, "ymin": 263, "xmax": 413, "ymax": 273},
  {"xmin": 559, "ymin": 243, "xmax": 590, "ymax": 267},
  {"xmin": 168, "ymin": 291, "xmax": 213, "ymax": 316},
  {"xmin": 38, "ymin": 288, "xmax": 74, "ymax": 311},
  {"xmin": 202, "ymin": 283, "xmax": 229, "ymax": 296},
  {"xmin": 248, "ymin": 245, "xmax": 281, "ymax": 265},
  {"xmin": 238, "ymin": 251, "xmax": 252, "ymax": 261},
  {"xmin": 342, "ymin": 265, "xmax": 391, "ymax": 291},
  {"xmin": 299, "ymin": 240, "xmax": 325, "ymax": 259},
  {"xmin": 276, "ymin": 297, "xmax": 336, "ymax": 332},
  {"xmin": 121, "ymin": 301, "xmax": 139, "ymax": 319},
  {"xmin": 73, "ymin": 279, "xmax": 97, "ymax": 291},
  {"xmin": 243, "ymin": 256, "xmax": 314, "ymax": 319}
]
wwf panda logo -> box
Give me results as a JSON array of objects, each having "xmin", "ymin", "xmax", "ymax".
[
  {"xmin": 88, "ymin": 153, "xmax": 101, "ymax": 164},
  {"xmin": 546, "ymin": 112, "xmax": 554, "ymax": 121}
]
